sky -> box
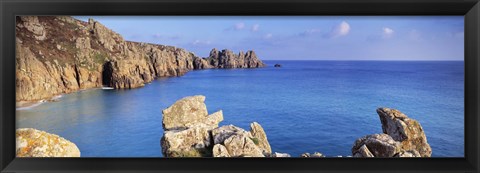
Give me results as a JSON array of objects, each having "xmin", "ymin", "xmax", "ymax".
[{"xmin": 74, "ymin": 16, "xmax": 464, "ymax": 61}]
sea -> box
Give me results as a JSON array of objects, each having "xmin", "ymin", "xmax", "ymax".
[{"xmin": 16, "ymin": 60, "xmax": 465, "ymax": 157}]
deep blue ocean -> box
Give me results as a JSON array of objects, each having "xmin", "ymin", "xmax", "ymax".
[{"xmin": 16, "ymin": 60, "xmax": 464, "ymax": 157}]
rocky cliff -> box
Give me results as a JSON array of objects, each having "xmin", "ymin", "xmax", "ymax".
[{"xmin": 16, "ymin": 16, "xmax": 265, "ymax": 103}]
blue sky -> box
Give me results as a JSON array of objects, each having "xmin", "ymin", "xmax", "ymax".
[{"xmin": 74, "ymin": 16, "xmax": 464, "ymax": 61}]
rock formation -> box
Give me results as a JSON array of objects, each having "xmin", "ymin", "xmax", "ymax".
[
  {"xmin": 377, "ymin": 108, "xmax": 432, "ymax": 157},
  {"xmin": 274, "ymin": 64, "xmax": 281, "ymax": 67},
  {"xmin": 16, "ymin": 128, "xmax": 80, "ymax": 157},
  {"xmin": 16, "ymin": 16, "xmax": 265, "ymax": 104},
  {"xmin": 352, "ymin": 108, "xmax": 431, "ymax": 157},
  {"xmin": 160, "ymin": 95, "xmax": 272, "ymax": 157},
  {"xmin": 205, "ymin": 48, "xmax": 265, "ymax": 68},
  {"xmin": 352, "ymin": 134, "xmax": 401, "ymax": 157}
]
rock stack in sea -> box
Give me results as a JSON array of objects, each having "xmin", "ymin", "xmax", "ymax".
[
  {"xmin": 16, "ymin": 128, "xmax": 81, "ymax": 157},
  {"xmin": 16, "ymin": 16, "xmax": 265, "ymax": 104},
  {"xmin": 351, "ymin": 108, "xmax": 432, "ymax": 157},
  {"xmin": 160, "ymin": 95, "xmax": 272, "ymax": 157}
]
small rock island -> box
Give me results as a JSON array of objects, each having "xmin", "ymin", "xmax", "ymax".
[{"xmin": 274, "ymin": 64, "xmax": 282, "ymax": 67}]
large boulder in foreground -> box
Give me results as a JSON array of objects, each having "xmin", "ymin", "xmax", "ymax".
[
  {"xmin": 352, "ymin": 108, "xmax": 432, "ymax": 157},
  {"xmin": 352, "ymin": 134, "xmax": 401, "ymax": 157},
  {"xmin": 211, "ymin": 123, "xmax": 272, "ymax": 157},
  {"xmin": 161, "ymin": 95, "xmax": 272, "ymax": 157},
  {"xmin": 377, "ymin": 108, "xmax": 432, "ymax": 157},
  {"xmin": 16, "ymin": 128, "xmax": 80, "ymax": 157},
  {"xmin": 162, "ymin": 95, "xmax": 216, "ymax": 130},
  {"xmin": 161, "ymin": 124, "xmax": 214, "ymax": 157},
  {"xmin": 161, "ymin": 95, "xmax": 224, "ymax": 157},
  {"xmin": 250, "ymin": 122, "xmax": 272, "ymax": 155}
]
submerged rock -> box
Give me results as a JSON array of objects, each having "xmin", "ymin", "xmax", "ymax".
[
  {"xmin": 16, "ymin": 128, "xmax": 80, "ymax": 157},
  {"xmin": 274, "ymin": 64, "xmax": 281, "ymax": 67}
]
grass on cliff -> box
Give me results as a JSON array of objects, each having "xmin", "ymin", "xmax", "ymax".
[{"xmin": 250, "ymin": 137, "xmax": 260, "ymax": 146}]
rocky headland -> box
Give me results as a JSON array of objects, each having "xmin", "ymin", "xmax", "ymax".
[
  {"xmin": 161, "ymin": 95, "xmax": 432, "ymax": 157},
  {"xmin": 16, "ymin": 16, "xmax": 265, "ymax": 105}
]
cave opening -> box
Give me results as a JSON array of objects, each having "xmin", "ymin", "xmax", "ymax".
[{"xmin": 102, "ymin": 62, "xmax": 113, "ymax": 87}]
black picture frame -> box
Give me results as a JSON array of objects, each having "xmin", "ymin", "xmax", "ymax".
[{"xmin": 1, "ymin": 0, "xmax": 479, "ymax": 172}]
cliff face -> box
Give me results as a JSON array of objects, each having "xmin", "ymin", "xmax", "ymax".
[{"xmin": 15, "ymin": 16, "xmax": 266, "ymax": 103}]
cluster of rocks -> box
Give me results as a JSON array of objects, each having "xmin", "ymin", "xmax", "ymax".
[
  {"xmin": 161, "ymin": 95, "xmax": 272, "ymax": 157},
  {"xmin": 351, "ymin": 108, "xmax": 432, "ymax": 157},
  {"xmin": 16, "ymin": 16, "xmax": 265, "ymax": 104},
  {"xmin": 15, "ymin": 97, "xmax": 431, "ymax": 158},
  {"xmin": 16, "ymin": 128, "xmax": 80, "ymax": 157},
  {"xmin": 161, "ymin": 96, "xmax": 432, "ymax": 158}
]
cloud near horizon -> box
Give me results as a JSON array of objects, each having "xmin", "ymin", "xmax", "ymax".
[
  {"xmin": 382, "ymin": 27, "xmax": 395, "ymax": 38},
  {"xmin": 324, "ymin": 21, "xmax": 351, "ymax": 38}
]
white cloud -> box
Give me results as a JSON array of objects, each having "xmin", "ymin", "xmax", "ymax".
[
  {"xmin": 234, "ymin": 22, "xmax": 245, "ymax": 30},
  {"xmin": 326, "ymin": 21, "xmax": 350, "ymax": 38},
  {"xmin": 251, "ymin": 24, "xmax": 260, "ymax": 32},
  {"xmin": 382, "ymin": 27, "xmax": 394, "ymax": 38},
  {"xmin": 264, "ymin": 33, "xmax": 273, "ymax": 39}
]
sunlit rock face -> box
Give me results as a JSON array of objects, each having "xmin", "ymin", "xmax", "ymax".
[
  {"xmin": 16, "ymin": 128, "xmax": 80, "ymax": 157},
  {"xmin": 352, "ymin": 108, "xmax": 432, "ymax": 157},
  {"xmin": 15, "ymin": 16, "xmax": 265, "ymax": 103},
  {"xmin": 160, "ymin": 95, "xmax": 272, "ymax": 157}
]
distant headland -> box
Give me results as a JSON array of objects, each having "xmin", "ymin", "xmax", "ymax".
[{"xmin": 16, "ymin": 16, "xmax": 265, "ymax": 106}]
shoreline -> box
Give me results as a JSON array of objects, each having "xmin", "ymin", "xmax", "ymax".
[
  {"xmin": 16, "ymin": 87, "xmax": 116, "ymax": 110},
  {"xmin": 16, "ymin": 93, "xmax": 68, "ymax": 110},
  {"xmin": 15, "ymin": 67, "xmax": 263, "ymax": 110}
]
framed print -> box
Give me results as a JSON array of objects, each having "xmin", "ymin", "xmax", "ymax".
[{"xmin": 1, "ymin": 0, "xmax": 479, "ymax": 172}]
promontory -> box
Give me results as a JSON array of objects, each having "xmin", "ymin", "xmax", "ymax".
[{"xmin": 16, "ymin": 16, "xmax": 265, "ymax": 105}]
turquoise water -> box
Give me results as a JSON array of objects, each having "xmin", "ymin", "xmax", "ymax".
[{"xmin": 16, "ymin": 60, "xmax": 464, "ymax": 157}]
